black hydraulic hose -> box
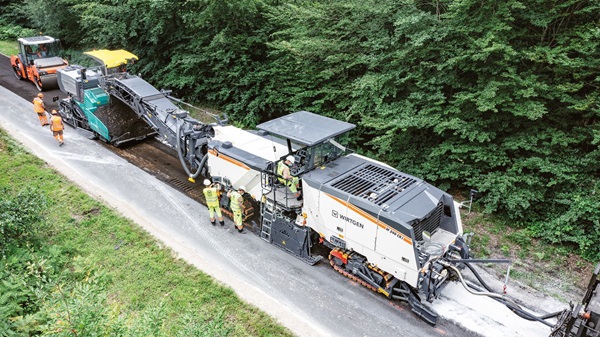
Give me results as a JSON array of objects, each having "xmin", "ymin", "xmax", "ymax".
[
  {"xmin": 464, "ymin": 261, "xmax": 495, "ymax": 292},
  {"xmin": 198, "ymin": 152, "xmax": 208, "ymax": 175},
  {"xmin": 458, "ymin": 262, "xmax": 555, "ymax": 327},
  {"xmin": 176, "ymin": 119, "xmax": 202, "ymax": 180},
  {"xmin": 500, "ymin": 300, "xmax": 555, "ymax": 327}
]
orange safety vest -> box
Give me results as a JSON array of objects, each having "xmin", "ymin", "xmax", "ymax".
[
  {"xmin": 33, "ymin": 97, "xmax": 45, "ymax": 113},
  {"xmin": 50, "ymin": 116, "xmax": 63, "ymax": 132}
]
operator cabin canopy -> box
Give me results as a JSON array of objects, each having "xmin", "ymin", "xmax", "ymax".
[
  {"xmin": 256, "ymin": 111, "xmax": 355, "ymax": 147},
  {"xmin": 18, "ymin": 36, "xmax": 58, "ymax": 45}
]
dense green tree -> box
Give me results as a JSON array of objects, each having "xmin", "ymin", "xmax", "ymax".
[
  {"xmin": 260, "ymin": 0, "xmax": 600, "ymax": 258},
  {"xmin": 158, "ymin": 0, "xmax": 274, "ymax": 125},
  {"xmin": 357, "ymin": 0, "xmax": 600, "ymax": 257}
]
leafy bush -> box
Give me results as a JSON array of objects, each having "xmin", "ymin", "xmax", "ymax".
[
  {"xmin": 0, "ymin": 246, "xmax": 67, "ymax": 336},
  {"xmin": 0, "ymin": 187, "xmax": 47, "ymax": 256},
  {"xmin": 0, "ymin": 21, "xmax": 35, "ymax": 40}
]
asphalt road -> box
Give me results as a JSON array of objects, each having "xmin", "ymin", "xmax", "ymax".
[{"xmin": 0, "ymin": 53, "xmax": 557, "ymax": 337}]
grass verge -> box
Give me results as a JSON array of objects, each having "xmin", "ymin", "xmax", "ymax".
[
  {"xmin": 0, "ymin": 127, "xmax": 293, "ymax": 336},
  {"xmin": 0, "ymin": 39, "xmax": 18, "ymax": 56}
]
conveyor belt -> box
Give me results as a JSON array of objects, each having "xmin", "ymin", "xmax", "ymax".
[
  {"xmin": 110, "ymin": 76, "xmax": 180, "ymax": 135},
  {"xmin": 104, "ymin": 73, "xmax": 216, "ymax": 179}
]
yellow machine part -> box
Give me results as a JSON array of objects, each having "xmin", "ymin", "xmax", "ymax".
[{"xmin": 84, "ymin": 49, "xmax": 138, "ymax": 69}]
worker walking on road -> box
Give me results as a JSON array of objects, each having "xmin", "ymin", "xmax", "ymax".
[
  {"xmin": 228, "ymin": 186, "xmax": 245, "ymax": 233},
  {"xmin": 203, "ymin": 179, "xmax": 224, "ymax": 226},
  {"xmin": 49, "ymin": 110, "xmax": 64, "ymax": 146},
  {"xmin": 277, "ymin": 155, "xmax": 302, "ymax": 201},
  {"xmin": 33, "ymin": 93, "xmax": 48, "ymax": 126}
]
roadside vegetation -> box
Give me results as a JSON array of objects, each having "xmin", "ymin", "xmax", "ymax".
[
  {"xmin": 0, "ymin": 129, "xmax": 293, "ymax": 336},
  {"xmin": 0, "ymin": 40, "xmax": 17, "ymax": 55},
  {"xmin": 461, "ymin": 209, "xmax": 593, "ymax": 302}
]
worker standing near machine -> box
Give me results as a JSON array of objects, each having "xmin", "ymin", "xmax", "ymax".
[
  {"xmin": 49, "ymin": 110, "xmax": 64, "ymax": 146},
  {"xmin": 203, "ymin": 179, "xmax": 224, "ymax": 226},
  {"xmin": 33, "ymin": 93, "xmax": 48, "ymax": 126},
  {"xmin": 277, "ymin": 155, "xmax": 302, "ymax": 200},
  {"xmin": 228, "ymin": 186, "xmax": 245, "ymax": 233}
]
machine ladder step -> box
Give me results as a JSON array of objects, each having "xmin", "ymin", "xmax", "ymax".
[{"xmin": 260, "ymin": 202, "xmax": 274, "ymax": 242}]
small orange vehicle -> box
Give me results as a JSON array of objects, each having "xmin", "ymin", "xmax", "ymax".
[{"xmin": 10, "ymin": 35, "xmax": 69, "ymax": 91}]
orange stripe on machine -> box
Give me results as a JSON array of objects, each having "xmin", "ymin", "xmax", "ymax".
[
  {"xmin": 327, "ymin": 193, "xmax": 413, "ymax": 245},
  {"xmin": 208, "ymin": 148, "xmax": 251, "ymax": 170}
]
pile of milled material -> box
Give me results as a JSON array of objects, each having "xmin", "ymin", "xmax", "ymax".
[{"xmin": 95, "ymin": 98, "xmax": 155, "ymax": 144}]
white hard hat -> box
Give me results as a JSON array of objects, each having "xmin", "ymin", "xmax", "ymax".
[
  {"xmin": 286, "ymin": 155, "xmax": 295, "ymax": 164},
  {"xmin": 203, "ymin": 179, "xmax": 211, "ymax": 186},
  {"xmin": 238, "ymin": 185, "xmax": 246, "ymax": 191}
]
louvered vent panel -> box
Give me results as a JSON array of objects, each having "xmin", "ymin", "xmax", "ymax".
[
  {"xmin": 413, "ymin": 202, "xmax": 444, "ymax": 241},
  {"xmin": 330, "ymin": 164, "xmax": 416, "ymax": 206}
]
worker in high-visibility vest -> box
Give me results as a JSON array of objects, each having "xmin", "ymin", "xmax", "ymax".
[
  {"xmin": 277, "ymin": 155, "xmax": 301, "ymax": 200},
  {"xmin": 228, "ymin": 186, "xmax": 245, "ymax": 233},
  {"xmin": 49, "ymin": 110, "xmax": 64, "ymax": 146},
  {"xmin": 203, "ymin": 179, "xmax": 224, "ymax": 226},
  {"xmin": 33, "ymin": 93, "xmax": 48, "ymax": 126}
]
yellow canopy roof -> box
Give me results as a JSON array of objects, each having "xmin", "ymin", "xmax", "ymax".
[{"xmin": 84, "ymin": 49, "xmax": 138, "ymax": 68}]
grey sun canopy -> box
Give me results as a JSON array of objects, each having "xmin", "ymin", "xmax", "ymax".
[{"xmin": 256, "ymin": 111, "xmax": 355, "ymax": 147}]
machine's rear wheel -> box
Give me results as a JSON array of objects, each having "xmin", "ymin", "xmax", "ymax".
[
  {"xmin": 12, "ymin": 61, "xmax": 23, "ymax": 80},
  {"xmin": 34, "ymin": 76, "xmax": 43, "ymax": 91}
]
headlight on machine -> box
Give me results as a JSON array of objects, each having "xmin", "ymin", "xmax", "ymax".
[{"xmin": 38, "ymin": 71, "xmax": 48, "ymax": 76}]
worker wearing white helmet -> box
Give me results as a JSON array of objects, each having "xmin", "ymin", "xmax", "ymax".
[
  {"xmin": 277, "ymin": 155, "xmax": 301, "ymax": 201},
  {"xmin": 227, "ymin": 185, "xmax": 246, "ymax": 233},
  {"xmin": 203, "ymin": 179, "xmax": 224, "ymax": 226}
]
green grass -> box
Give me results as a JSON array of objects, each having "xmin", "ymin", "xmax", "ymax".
[
  {"xmin": 0, "ymin": 39, "xmax": 18, "ymax": 55},
  {"xmin": 0, "ymin": 128, "xmax": 294, "ymax": 336}
]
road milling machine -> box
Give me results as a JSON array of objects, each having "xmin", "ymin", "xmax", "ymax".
[
  {"xmin": 55, "ymin": 50, "xmax": 600, "ymax": 331},
  {"xmin": 10, "ymin": 35, "xmax": 69, "ymax": 91},
  {"xmin": 205, "ymin": 110, "xmax": 475, "ymax": 324}
]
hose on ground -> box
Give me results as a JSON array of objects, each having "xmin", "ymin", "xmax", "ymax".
[
  {"xmin": 443, "ymin": 261, "xmax": 507, "ymax": 300},
  {"xmin": 444, "ymin": 261, "xmax": 554, "ymax": 327}
]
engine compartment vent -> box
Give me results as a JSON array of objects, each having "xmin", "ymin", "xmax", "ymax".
[
  {"xmin": 330, "ymin": 164, "xmax": 417, "ymax": 206},
  {"xmin": 413, "ymin": 202, "xmax": 444, "ymax": 241}
]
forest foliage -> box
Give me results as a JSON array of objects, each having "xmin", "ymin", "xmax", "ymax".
[{"xmin": 0, "ymin": 0, "xmax": 599, "ymax": 259}]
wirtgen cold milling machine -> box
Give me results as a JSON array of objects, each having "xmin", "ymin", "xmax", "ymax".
[{"xmin": 205, "ymin": 111, "xmax": 470, "ymax": 324}]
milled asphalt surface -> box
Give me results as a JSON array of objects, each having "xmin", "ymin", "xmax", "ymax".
[{"xmin": 0, "ymin": 79, "xmax": 561, "ymax": 337}]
